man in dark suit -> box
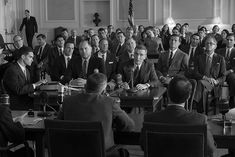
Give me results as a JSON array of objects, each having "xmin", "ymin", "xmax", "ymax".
[
  {"xmin": 216, "ymin": 33, "xmax": 235, "ymax": 107},
  {"xmin": 50, "ymin": 42, "xmax": 75, "ymax": 82},
  {"xmin": 67, "ymin": 29, "xmax": 82, "ymax": 48},
  {"xmin": 19, "ymin": 10, "xmax": 38, "ymax": 48},
  {"xmin": 111, "ymin": 32, "xmax": 126, "ymax": 59},
  {"xmin": 3, "ymin": 47, "xmax": 47, "ymax": 110},
  {"xmin": 141, "ymin": 76, "xmax": 216, "ymax": 157},
  {"xmin": 118, "ymin": 45, "xmax": 159, "ymax": 90},
  {"xmin": 94, "ymin": 39, "xmax": 117, "ymax": 81},
  {"xmin": 48, "ymin": 35, "xmax": 65, "ymax": 77},
  {"xmin": 181, "ymin": 33, "xmax": 204, "ymax": 78},
  {"xmin": 0, "ymin": 104, "xmax": 25, "ymax": 157},
  {"xmin": 117, "ymin": 38, "xmax": 136, "ymax": 71},
  {"xmin": 34, "ymin": 34, "xmax": 50, "ymax": 81},
  {"xmin": 90, "ymin": 34, "xmax": 100, "ymax": 54},
  {"xmin": 62, "ymin": 40, "xmax": 105, "ymax": 85},
  {"xmin": 192, "ymin": 36, "xmax": 226, "ymax": 113},
  {"xmin": 156, "ymin": 34, "xmax": 189, "ymax": 85},
  {"xmin": 57, "ymin": 73, "xmax": 134, "ymax": 156}
]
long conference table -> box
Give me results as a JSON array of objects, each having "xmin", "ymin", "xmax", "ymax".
[{"xmin": 12, "ymin": 87, "xmax": 235, "ymax": 157}]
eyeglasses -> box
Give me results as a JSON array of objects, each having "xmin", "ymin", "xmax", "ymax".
[{"xmin": 205, "ymin": 42, "xmax": 216, "ymax": 45}]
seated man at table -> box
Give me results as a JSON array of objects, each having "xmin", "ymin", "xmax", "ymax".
[
  {"xmin": 118, "ymin": 44, "xmax": 159, "ymax": 90},
  {"xmin": 0, "ymin": 101, "xmax": 33, "ymax": 157},
  {"xmin": 3, "ymin": 47, "xmax": 47, "ymax": 110},
  {"xmin": 141, "ymin": 76, "xmax": 216, "ymax": 157},
  {"xmin": 57, "ymin": 72, "xmax": 135, "ymax": 156},
  {"xmin": 156, "ymin": 34, "xmax": 189, "ymax": 85},
  {"xmin": 61, "ymin": 40, "xmax": 105, "ymax": 86}
]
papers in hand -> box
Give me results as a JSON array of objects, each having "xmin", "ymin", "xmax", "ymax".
[{"xmin": 13, "ymin": 112, "xmax": 42, "ymax": 126}]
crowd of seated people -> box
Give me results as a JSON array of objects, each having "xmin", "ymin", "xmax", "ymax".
[
  {"xmin": 0, "ymin": 23, "xmax": 235, "ymax": 111},
  {"xmin": 1, "ymin": 22, "xmax": 235, "ymax": 156}
]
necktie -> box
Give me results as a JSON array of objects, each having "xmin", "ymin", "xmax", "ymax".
[
  {"xmin": 66, "ymin": 57, "xmax": 71, "ymax": 68},
  {"xmin": 73, "ymin": 37, "xmax": 76, "ymax": 46},
  {"xmin": 82, "ymin": 59, "xmax": 87, "ymax": 78},
  {"xmin": 168, "ymin": 51, "xmax": 173, "ymax": 66},
  {"xmin": 116, "ymin": 44, "xmax": 121, "ymax": 56},
  {"xmin": 189, "ymin": 47, "xmax": 195, "ymax": 63},
  {"xmin": 205, "ymin": 55, "xmax": 212, "ymax": 77},
  {"xmin": 59, "ymin": 48, "xmax": 62, "ymax": 56},
  {"xmin": 102, "ymin": 54, "xmax": 105, "ymax": 63},
  {"xmin": 38, "ymin": 47, "xmax": 43, "ymax": 59},
  {"xmin": 133, "ymin": 65, "xmax": 140, "ymax": 86},
  {"xmin": 226, "ymin": 48, "xmax": 230, "ymax": 58},
  {"xmin": 23, "ymin": 69, "xmax": 27, "ymax": 80}
]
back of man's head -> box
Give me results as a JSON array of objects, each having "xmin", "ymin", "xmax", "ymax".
[
  {"xmin": 168, "ymin": 76, "xmax": 192, "ymax": 104},
  {"xmin": 86, "ymin": 73, "xmax": 107, "ymax": 93}
]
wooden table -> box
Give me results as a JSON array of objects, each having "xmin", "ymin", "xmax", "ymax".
[{"xmin": 33, "ymin": 86, "xmax": 167, "ymax": 111}]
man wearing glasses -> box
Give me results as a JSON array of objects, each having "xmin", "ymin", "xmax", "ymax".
[{"xmin": 192, "ymin": 36, "xmax": 226, "ymax": 113}]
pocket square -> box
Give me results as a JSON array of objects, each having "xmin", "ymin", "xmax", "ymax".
[{"xmin": 109, "ymin": 62, "xmax": 113, "ymax": 64}]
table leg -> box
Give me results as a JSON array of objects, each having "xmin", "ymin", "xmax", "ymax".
[{"xmin": 35, "ymin": 134, "xmax": 45, "ymax": 157}]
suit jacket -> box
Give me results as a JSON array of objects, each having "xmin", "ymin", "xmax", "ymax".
[
  {"xmin": 3, "ymin": 63, "xmax": 34, "ymax": 110},
  {"xmin": 94, "ymin": 51, "xmax": 117, "ymax": 81},
  {"xmin": 180, "ymin": 45, "xmax": 203, "ymax": 65},
  {"xmin": 48, "ymin": 46, "xmax": 63, "ymax": 75},
  {"xmin": 0, "ymin": 105, "xmax": 25, "ymax": 149},
  {"xmin": 57, "ymin": 93, "xmax": 134, "ymax": 150},
  {"xmin": 67, "ymin": 35, "xmax": 82, "ymax": 48},
  {"xmin": 111, "ymin": 42, "xmax": 126, "ymax": 57},
  {"xmin": 156, "ymin": 49, "xmax": 189, "ymax": 77},
  {"xmin": 142, "ymin": 105, "xmax": 216, "ymax": 156},
  {"xmin": 19, "ymin": 16, "xmax": 38, "ymax": 35},
  {"xmin": 50, "ymin": 54, "xmax": 76, "ymax": 81},
  {"xmin": 216, "ymin": 47, "xmax": 235, "ymax": 71},
  {"xmin": 117, "ymin": 50, "xmax": 132, "ymax": 72},
  {"xmin": 193, "ymin": 53, "xmax": 226, "ymax": 84},
  {"xmin": 62, "ymin": 55, "xmax": 105, "ymax": 84},
  {"xmin": 119, "ymin": 59, "xmax": 159, "ymax": 87},
  {"xmin": 34, "ymin": 43, "xmax": 51, "ymax": 64}
]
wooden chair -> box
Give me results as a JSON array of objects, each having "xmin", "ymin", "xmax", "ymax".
[
  {"xmin": 185, "ymin": 79, "xmax": 197, "ymax": 111},
  {"xmin": 44, "ymin": 120, "xmax": 111, "ymax": 157},
  {"xmin": 142, "ymin": 122, "xmax": 207, "ymax": 157}
]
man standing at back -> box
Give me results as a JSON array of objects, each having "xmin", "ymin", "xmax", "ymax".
[
  {"xmin": 19, "ymin": 10, "xmax": 38, "ymax": 48},
  {"xmin": 142, "ymin": 76, "xmax": 216, "ymax": 157},
  {"xmin": 57, "ymin": 73, "xmax": 134, "ymax": 156}
]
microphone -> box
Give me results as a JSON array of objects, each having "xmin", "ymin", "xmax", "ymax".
[
  {"xmin": 57, "ymin": 85, "xmax": 64, "ymax": 105},
  {"xmin": 37, "ymin": 92, "xmax": 52, "ymax": 117},
  {"xmin": 126, "ymin": 66, "xmax": 138, "ymax": 93}
]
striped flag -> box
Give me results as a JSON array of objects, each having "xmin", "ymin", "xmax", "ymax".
[{"xmin": 128, "ymin": 0, "xmax": 134, "ymax": 27}]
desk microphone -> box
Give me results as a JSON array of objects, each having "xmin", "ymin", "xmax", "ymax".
[
  {"xmin": 37, "ymin": 92, "xmax": 52, "ymax": 117},
  {"xmin": 57, "ymin": 85, "xmax": 64, "ymax": 106}
]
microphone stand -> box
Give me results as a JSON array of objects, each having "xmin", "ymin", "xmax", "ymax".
[{"xmin": 126, "ymin": 67, "xmax": 138, "ymax": 93}]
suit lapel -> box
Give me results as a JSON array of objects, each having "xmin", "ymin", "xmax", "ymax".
[
  {"xmin": 16, "ymin": 64, "xmax": 27, "ymax": 82},
  {"xmin": 138, "ymin": 61, "xmax": 146, "ymax": 83}
]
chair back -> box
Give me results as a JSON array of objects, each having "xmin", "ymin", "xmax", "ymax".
[
  {"xmin": 185, "ymin": 79, "xmax": 197, "ymax": 111},
  {"xmin": 143, "ymin": 122, "xmax": 207, "ymax": 157},
  {"xmin": 44, "ymin": 119, "xmax": 105, "ymax": 157}
]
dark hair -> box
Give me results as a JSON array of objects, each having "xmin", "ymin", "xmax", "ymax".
[
  {"xmin": 98, "ymin": 28, "xmax": 105, "ymax": 32},
  {"xmin": 107, "ymin": 25, "xmax": 114, "ymax": 29},
  {"xmin": 61, "ymin": 28, "xmax": 68, "ymax": 32},
  {"xmin": 170, "ymin": 34, "xmax": 181, "ymax": 43},
  {"xmin": 135, "ymin": 44, "xmax": 147, "ymax": 52},
  {"xmin": 36, "ymin": 34, "xmax": 46, "ymax": 39},
  {"xmin": 117, "ymin": 31, "xmax": 125, "ymax": 37},
  {"xmin": 183, "ymin": 23, "xmax": 189, "ymax": 26},
  {"xmin": 168, "ymin": 76, "xmax": 192, "ymax": 104},
  {"xmin": 25, "ymin": 10, "xmax": 30, "ymax": 13},
  {"xmin": 17, "ymin": 46, "xmax": 33, "ymax": 60},
  {"xmin": 226, "ymin": 33, "xmax": 235, "ymax": 39},
  {"xmin": 64, "ymin": 41, "xmax": 74, "ymax": 47},
  {"xmin": 86, "ymin": 73, "xmax": 107, "ymax": 93},
  {"xmin": 55, "ymin": 35, "xmax": 65, "ymax": 41},
  {"xmin": 222, "ymin": 29, "xmax": 229, "ymax": 36},
  {"xmin": 205, "ymin": 35, "xmax": 217, "ymax": 44}
]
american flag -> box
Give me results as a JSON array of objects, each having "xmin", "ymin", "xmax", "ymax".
[{"xmin": 128, "ymin": 0, "xmax": 134, "ymax": 27}]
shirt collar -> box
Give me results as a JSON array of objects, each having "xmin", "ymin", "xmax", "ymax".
[
  {"xmin": 98, "ymin": 51, "xmax": 107, "ymax": 58},
  {"xmin": 82, "ymin": 56, "xmax": 91, "ymax": 63},
  {"xmin": 17, "ymin": 61, "xmax": 26, "ymax": 73}
]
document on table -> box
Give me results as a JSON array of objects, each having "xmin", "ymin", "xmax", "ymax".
[{"xmin": 13, "ymin": 112, "xmax": 43, "ymax": 126}]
